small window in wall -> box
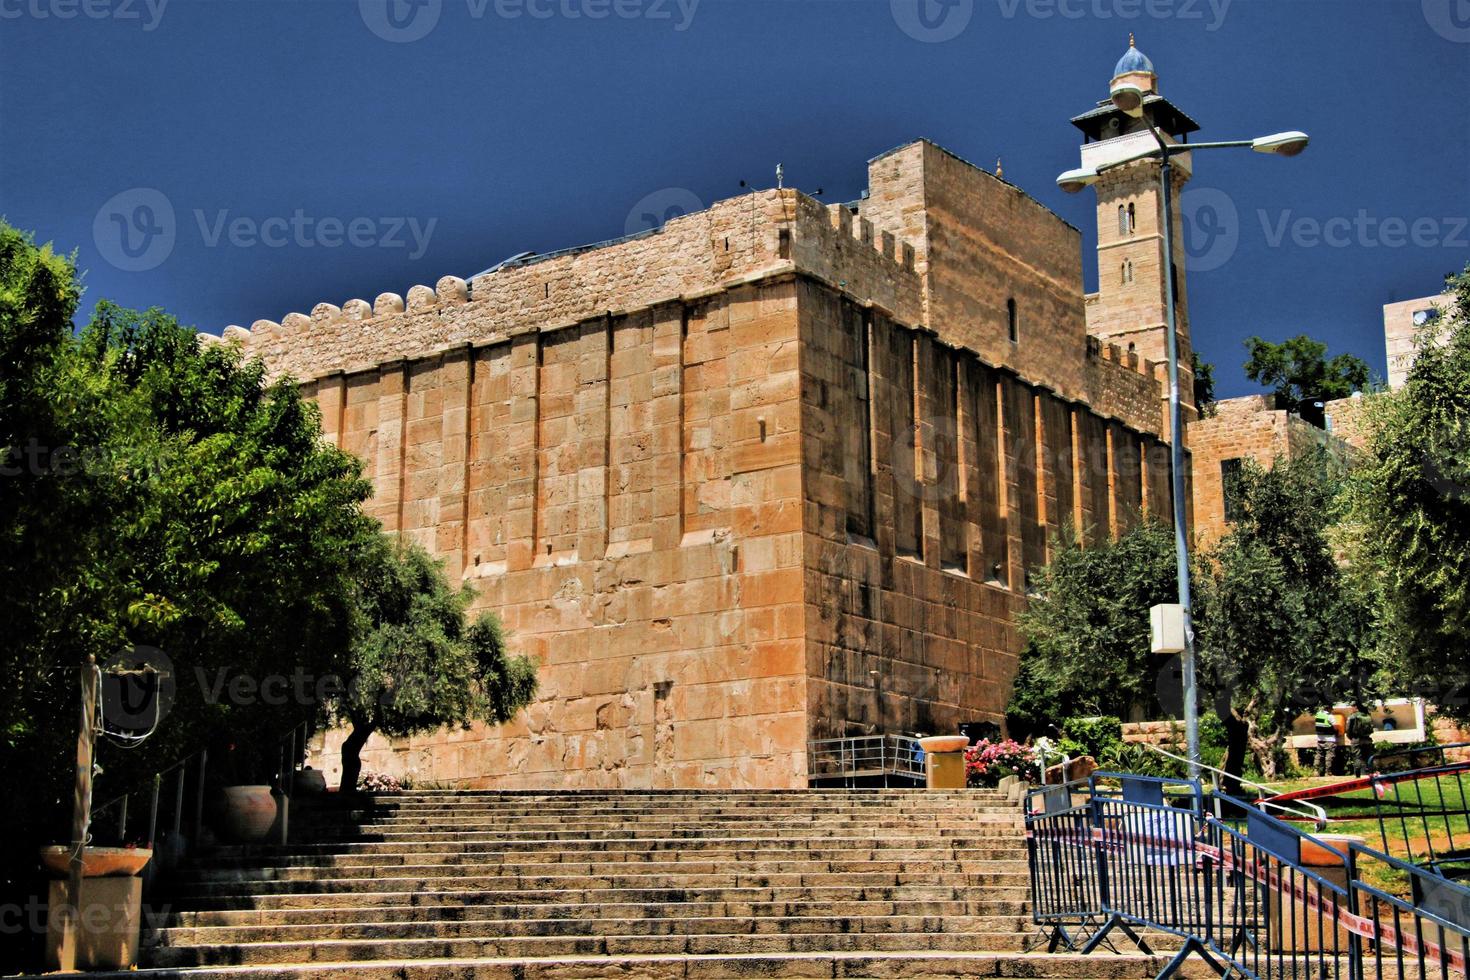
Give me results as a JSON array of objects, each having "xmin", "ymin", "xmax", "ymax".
[
  {"xmin": 1118, "ymin": 205, "xmax": 1128, "ymax": 236},
  {"xmin": 1127, "ymin": 203, "xmax": 1137, "ymax": 234},
  {"xmin": 1007, "ymin": 298, "xmax": 1019, "ymax": 344},
  {"xmin": 1122, "ymin": 259, "xmax": 1134, "ymax": 284},
  {"xmin": 1221, "ymin": 457, "xmax": 1245, "ymax": 523}
]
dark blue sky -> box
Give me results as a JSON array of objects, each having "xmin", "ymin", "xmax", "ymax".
[{"xmin": 3, "ymin": 0, "xmax": 1465, "ymax": 396}]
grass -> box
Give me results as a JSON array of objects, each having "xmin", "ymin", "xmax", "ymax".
[{"xmin": 1259, "ymin": 772, "xmax": 1470, "ymax": 897}]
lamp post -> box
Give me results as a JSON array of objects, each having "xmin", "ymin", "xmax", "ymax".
[{"xmin": 1058, "ymin": 89, "xmax": 1308, "ymax": 779}]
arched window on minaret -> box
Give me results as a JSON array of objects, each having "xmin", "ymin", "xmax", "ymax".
[
  {"xmin": 1007, "ymin": 298, "xmax": 1019, "ymax": 344},
  {"xmin": 1127, "ymin": 203, "xmax": 1137, "ymax": 234},
  {"xmin": 1122, "ymin": 259, "xmax": 1134, "ymax": 284},
  {"xmin": 1118, "ymin": 205, "xmax": 1128, "ymax": 236}
]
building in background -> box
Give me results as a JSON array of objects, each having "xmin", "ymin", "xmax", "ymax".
[{"xmin": 1385, "ymin": 293, "xmax": 1454, "ymax": 389}]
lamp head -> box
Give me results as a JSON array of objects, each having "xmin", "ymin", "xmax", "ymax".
[
  {"xmin": 1110, "ymin": 81, "xmax": 1147, "ymax": 118},
  {"xmin": 1056, "ymin": 167, "xmax": 1100, "ymax": 194},
  {"xmin": 1252, "ymin": 131, "xmax": 1310, "ymax": 157}
]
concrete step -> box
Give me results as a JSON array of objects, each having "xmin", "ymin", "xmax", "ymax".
[
  {"xmin": 119, "ymin": 788, "xmax": 1067, "ymax": 977},
  {"xmin": 152, "ymin": 913, "xmax": 1034, "ymax": 944},
  {"xmin": 175, "ymin": 863, "xmax": 1032, "ymax": 884},
  {"xmin": 206, "ymin": 838, "xmax": 1027, "ymax": 860},
  {"xmin": 146, "ymin": 931, "xmax": 1051, "ymax": 966},
  {"xmin": 29, "ymin": 951, "xmax": 1180, "ymax": 979},
  {"xmin": 166, "ymin": 899, "xmax": 1033, "ymax": 928},
  {"xmin": 193, "ymin": 848, "xmax": 1028, "ymax": 870},
  {"xmin": 165, "ymin": 884, "xmax": 1033, "ymax": 910}
]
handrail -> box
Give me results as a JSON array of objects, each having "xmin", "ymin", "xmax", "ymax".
[
  {"xmin": 1137, "ymin": 740, "xmax": 1328, "ymax": 829},
  {"xmin": 806, "ymin": 734, "xmax": 926, "ymax": 786},
  {"xmin": 90, "ymin": 718, "xmax": 315, "ymax": 851}
]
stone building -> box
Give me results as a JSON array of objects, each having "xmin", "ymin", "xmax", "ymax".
[
  {"xmin": 1385, "ymin": 292, "xmax": 1454, "ymax": 388},
  {"xmin": 1189, "ymin": 287, "xmax": 1454, "ymax": 545},
  {"xmin": 224, "ymin": 44, "xmax": 1193, "ymax": 789}
]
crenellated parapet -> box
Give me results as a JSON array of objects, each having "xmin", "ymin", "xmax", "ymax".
[
  {"xmin": 223, "ymin": 190, "xmax": 925, "ymax": 384},
  {"xmin": 1083, "ymin": 334, "xmax": 1166, "ymax": 438}
]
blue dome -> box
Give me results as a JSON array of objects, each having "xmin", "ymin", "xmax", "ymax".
[{"xmin": 1114, "ymin": 42, "xmax": 1155, "ymax": 77}]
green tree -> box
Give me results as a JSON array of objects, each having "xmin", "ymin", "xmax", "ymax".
[
  {"xmin": 336, "ymin": 535, "xmax": 537, "ymax": 791},
  {"xmin": 1244, "ymin": 334, "xmax": 1371, "ymax": 408},
  {"xmin": 0, "ymin": 220, "xmax": 377, "ymax": 901},
  {"xmin": 1348, "ymin": 268, "xmax": 1470, "ymax": 717},
  {"xmin": 1007, "ymin": 522, "xmax": 1182, "ymax": 733},
  {"xmin": 1197, "ymin": 451, "xmax": 1381, "ymax": 782},
  {"xmin": 1192, "ymin": 352, "xmax": 1217, "ymax": 418}
]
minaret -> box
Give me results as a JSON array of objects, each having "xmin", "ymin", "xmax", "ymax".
[{"xmin": 1072, "ymin": 37, "xmax": 1197, "ymax": 415}]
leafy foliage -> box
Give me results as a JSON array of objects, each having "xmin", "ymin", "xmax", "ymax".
[
  {"xmin": 1244, "ymin": 333, "xmax": 1370, "ymax": 407},
  {"xmin": 1007, "ymin": 522, "xmax": 1181, "ymax": 731},
  {"xmin": 1061, "ymin": 715, "xmax": 1123, "ymax": 761},
  {"xmin": 1192, "ymin": 352, "xmax": 1217, "ymax": 418},
  {"xmin": 1196, "ymin": 450, "xmax": 1381, "ymax": 779},
  {"xmin": 0, "ymin": 220, "xmax": 375, "ymax": 914},
  {"xmin": 1347, "ymin": 267, "xmax": 1470, "ymax": 717},
  {"xmin": 335, "ymin": 535, "xmax": 537, "ymax": 790}
]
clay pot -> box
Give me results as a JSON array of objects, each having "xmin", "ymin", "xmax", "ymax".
[
  {"xmin": 38, "ymin": 846, "xmax": 152, "ymax": 879},
  {"xmin": 214, "ymin": 785, "xmax": 279, "ymax": 843},
  {"xmin": 292, "ymin": 769, "xmax": 327, "ymax": 796}
]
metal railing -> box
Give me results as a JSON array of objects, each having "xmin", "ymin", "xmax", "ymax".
[
  {"xmin": 90, "ymin": 719, "xmax": 314, "ymax": 858},
  {"xmin": 1026, "ymin": 771, "xmax": 1470, "ymax": 980},
  {"xmin": 1138, "ymin": 740, "xmax": 1330, "ymax": 829},
  {"xmin": 807, "ymin": 735, "xmax": 927, "ymax": 787}
]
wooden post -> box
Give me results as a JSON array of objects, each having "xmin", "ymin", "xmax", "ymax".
[{"xmin": 60, "ymin": 655, "xmax": 98, "ymax": 972}]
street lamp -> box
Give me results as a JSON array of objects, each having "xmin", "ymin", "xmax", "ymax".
[{"xmin": 1057, "ymin": 100, "xmax": 1309, "ymax": 780}]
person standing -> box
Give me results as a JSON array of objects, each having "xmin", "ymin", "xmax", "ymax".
[
  {"xmin": 1314, "ymin": 708, "xmax": 1338, "ymax": 776},
  {"xmin": 1347, "ymin": 710, "xmax": 1376, "ymax": 775}
]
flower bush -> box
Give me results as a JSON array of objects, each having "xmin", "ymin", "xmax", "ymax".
[
  {"xmin": 965, "ymin": 739, "xmax": 1041, "ymax": 787},
  {"xmin": 357, "ymin": 770, "xmax": 403, "ymax": 794}
]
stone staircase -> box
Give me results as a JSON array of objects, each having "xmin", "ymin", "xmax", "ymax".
[{"xmin": 108, "ymin": 789, "xmax": 1172, "ymax": 978}]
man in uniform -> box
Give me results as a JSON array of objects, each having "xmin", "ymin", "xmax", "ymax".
[
  {"xmin": 1347, "ymin": 710, "xmax": 1376, "ymax": 775},
  {"xmin": 1314, "ymin": 708, "xmax": 1339, "ymax": 776}
]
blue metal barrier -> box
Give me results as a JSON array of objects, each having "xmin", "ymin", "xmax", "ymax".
[{"xmin": 1025, "ymin": 770, "xmax": 1470, "ymax": 980}]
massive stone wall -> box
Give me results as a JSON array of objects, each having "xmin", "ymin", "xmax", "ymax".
[
  {"xmin": 237, "ymin": 144, "xmax": 1178, "ymax": 789},
  {"xmin": 796, "ymin": 279, "xmax": 1173, "ymax": 742}
]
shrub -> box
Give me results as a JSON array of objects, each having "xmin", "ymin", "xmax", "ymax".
[
  {"xmin": 1061, "ymin": 716, "xmax": 1123, "ymax": 760},
  {"xmin": 965, "ymin": 739, "xmax": 1041, "ymax": 787}
]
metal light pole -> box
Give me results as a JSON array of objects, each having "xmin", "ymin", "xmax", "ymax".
[{"xmin": 1059, "ymin": 93, "xmax": 1309, "ymax": 780}]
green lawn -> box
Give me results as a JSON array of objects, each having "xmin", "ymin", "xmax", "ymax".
[{"xmin": 1262, "ymin": 773, "xmax": 1470, "ymax": 896}]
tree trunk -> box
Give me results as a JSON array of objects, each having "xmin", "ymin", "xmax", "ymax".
[
  {"xmin": 1247, "ymin": 717, "xmax": 1280, "ymax": 780},
  {"xmin": 1221, "ymin": 711, "xmax": 1251, "ymax": 798},
  {"xmin": 340, "ymin": 722, "xmax": 375, "ymax": 795}
]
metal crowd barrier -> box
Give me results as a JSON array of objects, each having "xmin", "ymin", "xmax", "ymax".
[{"xmin": 1026, "ymin": 771, "xmax": 1470, "ymax": 979}]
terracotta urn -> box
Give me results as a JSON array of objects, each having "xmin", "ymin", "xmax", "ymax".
[
  {"xmin": 215, "ymin": 785, "xmax": 279, "ymax": 843},
  {"xmin": 293, "ymin": 768, "xmax": 327, "ymax": 795},
  {"xmin": 38, "ymin": 846, "xmax": 152, "ymax": 879},
  {"xmin": 918, "ymin": 735, "xmax": 971, "ymax": 754}
]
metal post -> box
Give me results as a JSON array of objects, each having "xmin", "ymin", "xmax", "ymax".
[
  {"xmin": 61, "ymin": 655, "xmax": 99, "ymax": 973},
  {"xmin": 1143, "ymin": 110, "xmax": 1200, "ymax": 781},
  {"xmin": 147, "ymin": 775, "xmax": 160, "ymax": 849},
  {"xmin": 172, "ymin": 765, "xmax": 185, "ymax": 835},
  {"xmin": 117, "ymin": 793, "xmax": 128, "ymax": 841},
  {"xmin": 193, "ymin": 748, "xmax": 207, "ymax": 843}
]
